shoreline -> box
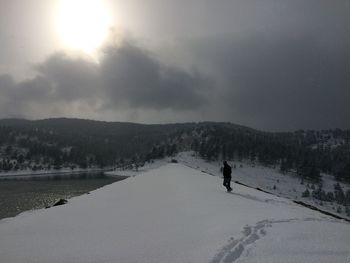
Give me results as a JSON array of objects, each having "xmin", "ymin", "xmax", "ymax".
[
  {"xmin": 0, "ymin": 173, "xmax": 129, "ymax": 221},
  {"xmin": 0, "ymin": 167, "xmax": 114, "ymax": 179}
]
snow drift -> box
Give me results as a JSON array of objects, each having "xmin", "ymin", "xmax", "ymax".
[{"xmin": 0, "ymin": 164, "xmax": 349, "ymax": 263}]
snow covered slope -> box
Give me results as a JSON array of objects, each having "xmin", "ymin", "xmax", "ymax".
[
  {"xmin": 0, "ymin": 164, "xmax": 349, "ymax": 263},
  {"xmin": 176, "ymin": 152, "xmax": 350, "ymax": 220}
]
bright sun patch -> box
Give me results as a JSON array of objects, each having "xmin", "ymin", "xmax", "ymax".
[{"xmin": 55, "ymin": 0, "xmax": 113, "ymax": 54}]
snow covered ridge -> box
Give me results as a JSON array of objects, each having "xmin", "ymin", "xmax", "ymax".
[
  {"xmin": 176, "ymin": 152, "xmax": 350, "ymax": 220},
  {"xmin": 1, "ymin": 163, "xmax": 350, "ymax": 263}
]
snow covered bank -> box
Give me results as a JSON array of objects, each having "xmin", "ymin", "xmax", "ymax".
[
  {"xmin": 0, "ymin": 164, "xmax": 349, "ymax": 263},
  {"xmin": 176, "ymin": 152, "xmax": 350, "ymax": 220},
  {"xmin": 0, "ymin": 167, "xmax": 110, "ymax": 179},
  {"xmin": 104, "ymin": 157, "xmax": 169, "ymax": 177}
]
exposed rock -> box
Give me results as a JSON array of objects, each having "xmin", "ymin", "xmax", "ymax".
[{"xmin": 52, "ymin": 199, "xmax": 68, "ymax": 207}]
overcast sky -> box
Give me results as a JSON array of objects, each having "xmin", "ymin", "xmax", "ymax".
[{"xmin": 0, "ymin": 0, "xmax": 350, "ymax": 131}]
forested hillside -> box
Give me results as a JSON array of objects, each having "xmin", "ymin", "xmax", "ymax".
[
  {"xmin": 0, "ymin": 118, "xmax": 349, "ymax": 183},
  {"xmin": 189, "ymin": 124, "xmax": 350, "ymax": 183}
]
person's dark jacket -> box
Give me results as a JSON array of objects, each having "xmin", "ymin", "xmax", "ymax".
[{"xmin": 223, "ymin": 163, "xmax": 232, "ymax": 178}]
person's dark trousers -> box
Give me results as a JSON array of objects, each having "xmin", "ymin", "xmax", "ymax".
[{"xmin": 223, "ymin": 176, "xmax": 232, "ymax": 191}]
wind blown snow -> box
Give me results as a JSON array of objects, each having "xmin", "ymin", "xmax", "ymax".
[{"xmin": 0, "ymin": 163, "xmax": 349, "ymax": 263}]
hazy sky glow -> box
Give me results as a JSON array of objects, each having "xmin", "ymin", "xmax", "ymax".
[{"xmin": 0, "ymin": 0, "xmax": 350, "ymax": 130}]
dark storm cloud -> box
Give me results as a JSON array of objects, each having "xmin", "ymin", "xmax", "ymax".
[
  {"xmin": 100, "ymin": 42, "xmax": 208, "ymax": 110},
  {"xmin": 190, "ymin": 33, "xmax": 350, "ymax": 130},
  {"xmin": 1, "ymin": 0, "xmax": 350, "ymax": 129},
  {"xmin": 235, "ymin": 38, "xmax": 350, "ymax": 130},
  {"xmin": 35, "ymin": 53, "xmax": 100, "ymax": 101},
  {"xmin": 0, "ymin": 53, "xmax": 102, "ymax": 118},
  {"xmin": 183, "ymin": 0, "xmax": 350, "ymax": 130},
  {"xmin": 0, "ymin": 40, "xmax": 208, "ymax": 119}
]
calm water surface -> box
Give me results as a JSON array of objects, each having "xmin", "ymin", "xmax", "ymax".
[{"xmin": 0, "ymin": 173, "xmax": 124, "ymax": 220}]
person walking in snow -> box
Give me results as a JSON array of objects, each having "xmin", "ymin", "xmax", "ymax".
[{"xmin": 222, "ymin": 161, "xmax": 232, "ymax": 192}]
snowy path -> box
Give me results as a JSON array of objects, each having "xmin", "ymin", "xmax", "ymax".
[
  {"xmin": 0, "ymin": 164, "xmax": 349, "ymax": 263},
  {"xmin": 210, "ymin": 217, "xmax": 339, "ymax": 263}
]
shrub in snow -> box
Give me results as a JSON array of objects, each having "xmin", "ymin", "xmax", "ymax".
[
  {"xmin": 302, "ymin": 189, "xmax": 310, "ymax": 198},
  {"xmin": 326, "ymin": 192, "xmax": 334, "ymax": 202},
  {"xmin": 337, "ymin": 206, "xmax": 342, "ymax": 214},
  {"xmin": 334, "ymin": 183, "xmax": 345, "ymax": 204},
  {"xmin": 346, "ymin": 206, "xmax": 350, "ymax": 217},
  {"xmin": 312, "ymin": 187, "xmax": 327, "ymax": 201},
  {"xmin": 344, "ymin": 189, "xmax": 350, "ymax": 206}
]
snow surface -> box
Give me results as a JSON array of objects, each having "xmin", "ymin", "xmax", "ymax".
[
  {"xmin": 176, "ymin": 152, "xmax": 350, "ymax": 219},
  {"xmin": 104, "ymin": 158, "xmax": 169, "ymax": 177},
  {"xmin": 0, "ymin": 163, "xmax": 349, "ymax": 263}
]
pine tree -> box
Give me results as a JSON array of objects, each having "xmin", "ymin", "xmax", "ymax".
[
  {"xmin": 337, "ymin": 206, "xmax": 342, "ymax": 213},
  {"xmin": 334, "ymin": 183, "xmax": 345, "ymax": 204},
  {"xmin": 280, "ymin": 159, "xmax": 288, "ymax": 174},
  {"xmin": 302, "ymin": 189, "xmax": 310, "ymax": 197},
  {"xmin": 191, "ymin": 138, "xmax": 199, "ymax": 153},
  {"xmin": 221, "ymin": 144, "xmax": 227, "ymax": 160},
  {"xmin": 326, "ymin": 192, "xmax": 334, "ymax": 202},
  {"xmin": 346, "ymin": 206, "xmax": 350, "ymax": 217},
  {"xmin": 344, "ymin": 189, "xmax": 350, "ymax": 206}
]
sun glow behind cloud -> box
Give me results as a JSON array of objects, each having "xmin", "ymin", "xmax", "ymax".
[{"xmin": 54, "ymin": 0, "xmax": 113, "ymax": 54}]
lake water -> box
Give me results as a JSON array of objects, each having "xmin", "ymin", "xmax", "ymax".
[{"xmin": 0, "ymin": 172, "xmax": 126, "ymax": 220}]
